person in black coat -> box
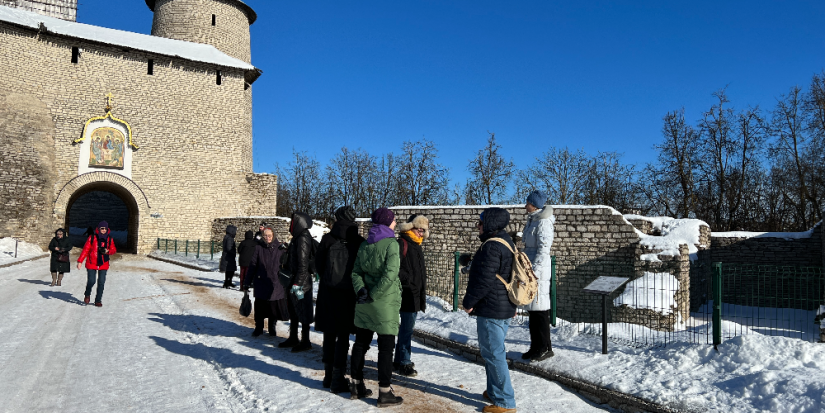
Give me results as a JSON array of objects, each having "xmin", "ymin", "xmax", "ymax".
[
  {"xmin": 220, "ymin": 225, "xmax": 238, "ymax": 288},
  {"xmin": 237, "ymin": 230, "xmax": 257, "ymax": 288},
  {"xmin": 48, "ymin": 228, "xmax": 72, "ymax": 287},
  {"xmin": 242, "ymin": 228, "xmax": 290, "ymax": 337},
  {"xmin": 314, "ymin": 206, "xmax": 364, "ymax": 393},
  {"xmin": 462, "ymin": 207, "xmax": 517, "ymax": 411},
  {"xmin": 280, "ymin": 212, "xmax": 315, "ymax": 352},
  {"xmin": 392, "ymin": 214, "xmax": 429, "ymax": 377}
]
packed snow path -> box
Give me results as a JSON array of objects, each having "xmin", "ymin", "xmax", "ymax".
[{"xmin": 0, "ymin": 256, "xmax": 610, "ymax": 412}]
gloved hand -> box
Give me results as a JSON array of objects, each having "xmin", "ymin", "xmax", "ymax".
[
  {"xmin": 356, "ymin": 287, "xmax": 373, "ymax": 304},
  {"xmin": 291, "ymin": 284, "xmax": 305, "ymax": 300}
]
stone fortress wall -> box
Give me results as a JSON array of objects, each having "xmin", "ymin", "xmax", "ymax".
[
  {"xmin": 0, "ymin": 1, "xmax": 276, "ymax": 253},
  {"xmin": 0, "ymin": 0, "xmax": 76, "ymax": 21},
  {"xmin": 149, "ymin": 0, "xmax": 254, "ymax": 63}
]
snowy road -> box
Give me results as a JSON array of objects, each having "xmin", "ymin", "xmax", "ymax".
[{"xmin": 0, "ymin": 256, "xmax": 611, "ymax": 413}]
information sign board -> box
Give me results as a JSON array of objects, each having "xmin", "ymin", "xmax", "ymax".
[{"xmin": 583, "ymin": 276, "xmax": 630, "ymax": 295}]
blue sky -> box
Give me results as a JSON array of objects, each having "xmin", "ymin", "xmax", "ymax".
[{"xmin": 78, "ymin": 1, "xmax": 825, "ymax": 185}]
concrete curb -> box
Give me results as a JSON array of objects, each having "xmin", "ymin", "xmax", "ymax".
[
  {"xmin": 0, "ymin": 254, "xmax": 50, "ymax": 269},
  {"xmin": 411, "ymin": 330, "xmax": 689, "ymax": 413},
  {"xmin": 146, "ymin": 254, "xmax": 220, "ymax": 272}
]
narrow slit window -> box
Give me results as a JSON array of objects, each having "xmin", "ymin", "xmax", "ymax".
[
  {"xmin": 147, "ymin": 59, "xmax": 154, "ymax": 75},
  {"xmin": 212, "ymin": 14, "xmax": 216, "ymax": 26},
  {"xmin": 71, "ymin": 46, "xmax": 79, "ymax": 64},
  {"xmin": 216, "ymin": 70, "xmax": 222, "ymax": 85}
]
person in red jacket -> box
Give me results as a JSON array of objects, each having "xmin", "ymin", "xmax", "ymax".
[{"xmin": 77, "ymin": 221, "xmax": 117, "ymax": 307}]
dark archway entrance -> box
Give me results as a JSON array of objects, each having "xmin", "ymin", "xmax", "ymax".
[{"xmin": 65, "ymin": 182, "xmax": 139, "ymax": 253}]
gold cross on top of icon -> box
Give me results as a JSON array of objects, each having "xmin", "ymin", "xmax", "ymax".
[{"xmin": 105, "ymin": 92, "xmax": 114, "ymax": 112}]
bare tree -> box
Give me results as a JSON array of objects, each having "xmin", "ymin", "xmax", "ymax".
[
  {"xmin": 395, "ymin": 139, "xmax": 451, "ymax": 206},
  {"xmin": 517, "ymin": 147, "xmax": 589, "ymax": 205},
  {"xmin": 464, "ymin": 132, "xmax": 515, "ymax": 205},
  {"xmin": 645, "ymin": 109, "xmax": 701, "ymax": 218}
]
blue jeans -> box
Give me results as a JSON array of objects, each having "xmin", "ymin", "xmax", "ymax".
[
  {"xmin": 477, "ymin": 316, "xmax": 516, "ymax": 409},
  {"xmin": 85, "ymin": 269, "xmax": 107, "ymax": 303},
  {"xmin": 394, "ymin": 311, "xmax": 417, "ymax": 366}
]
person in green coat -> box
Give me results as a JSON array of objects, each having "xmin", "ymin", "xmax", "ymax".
[
  {"xmin": 348, "ymin": 208, "xmax": 404, "ymax": 407},
  {"xmin": 48, "ymin": 228, "xmax": 72, "ymax": 287}
]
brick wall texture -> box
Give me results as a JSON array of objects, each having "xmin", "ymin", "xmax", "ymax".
[
  {"xmin": 0, "ymin": 17, "xmax": 275, "ymax": 254},
  {"xmin": 151, "ymin": 0, "xmax": 252, "ymax": 63}
]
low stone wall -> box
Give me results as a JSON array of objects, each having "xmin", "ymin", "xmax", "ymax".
[
  {"xmin": 706, "ymin": 223, "xmax": 822, "ymax": 267},
  {"xmin": 211, "ymin": 217, "xmax": 291, "ymax": 246}
]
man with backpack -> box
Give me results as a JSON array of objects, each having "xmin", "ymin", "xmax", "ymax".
[
  {"xmin": 314, "ymin": 206, "xmax": 364, "ymax": 394},
  {"xmin": 393, "ymin": 214, "xmax": 429, "ymax": 377},
  {"xmin": 463, "ymin": 207, "xmax": 518, "ymax": 413},
  {"xmin": 280, "ymin": 211, "xmax": 317, "ymax": 352}
]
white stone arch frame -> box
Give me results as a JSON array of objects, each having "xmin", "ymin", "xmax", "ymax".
[{"xmin": 54, "ymin": 172, "xmax": 150, "ymax": 253}]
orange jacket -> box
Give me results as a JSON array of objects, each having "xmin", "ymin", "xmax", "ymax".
[{"xmin": 77, "ymin": 229, "xmax": 117, "ymax": 270}]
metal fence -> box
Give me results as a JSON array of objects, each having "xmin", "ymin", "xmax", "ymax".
[{"xmin": 156, "ymin": 238, "xmax": 223, "ymax": 260}]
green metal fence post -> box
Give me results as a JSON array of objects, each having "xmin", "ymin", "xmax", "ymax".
[
  {"xmin": 185, "ymin": 240, "xmax": 188, "ymax": 257},
  {"xmin": 157, "ymin": 238, "xmax": 160, "ymax": 250},
  {"xmin": 197, "ymin": 240, "xmax": 200, "ymax": 259},
  {"xmin": 712, "ymin": 262, "xmax": 722, "ymax": 349},
  {"xmin": 453, "ymin": 251, "xmax": 460, "ymax": 312},
  {"xmin": 165, "ymin": 239, "xmax": 168, "ymax": 253},
  {"xmin": 550, "ymin": 255, "xmax": 557, "ymax": 327},
  {"xmin": 210, "ymin": 241, "xmax": 214, "ymax": 260},
  {"xmin": 174, "ymin": 239, "xmax": 177, "ymax": 255}
]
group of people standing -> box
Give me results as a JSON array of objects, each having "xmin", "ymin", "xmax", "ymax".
[
  {"xmin": 224, "ymin": 189, "xmax": 554, "ymax": 413},
  {"xmin": 46, "ymin": 222, "xmax": 117, "ymax": 307}
]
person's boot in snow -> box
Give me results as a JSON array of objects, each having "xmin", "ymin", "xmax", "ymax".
[
  {"xmin": 291, "ymin": 326, "xmax": 312, "ymax": 352},
  {"xmin": 268, "ymin": 319, "xmax": 278, "ymax": 336},
  {"xmin": 84, "ymin": 295, "xmax": 90, "ymax": 304},
  {"xmin": 322, "ymin": 363, "xmax": 333, "ymax": 388},
  {"xmin": 521, "ymin": 347, "xmax": 538, "ymax": 360},
  {"xmin": 330, "ymin": 368, "xmax": 349, "ymax": 394},
  {"xmin": 482, "ymin": 405, "xmax": 517, "ymax": 413},
  {"xmin": 279, "ymin": 322, "xmax": 300, "ymax": 348},
  {"xmin": 377, "ymin": 386, "xmax": 403, "ymax": 407},
  {"xmin": 348, "ymin": 379, "xmax": 372, "ymax": 400},
  {"xmin": 57, "ymin": 273, "xmax": 64, "ymax": 286},
  {"xmin": 251, "ymin": 328, "xmax": 263, "ymax": 337},
  {"xmin": 531, "ymin": 347, "xmax": 554, "ymax": 362},
  {"xmin": 50, "ymin": 273, "xmax": 57, "ymax": 287},
  {"xmin": 397, "ymin": 364, "xmax": 417, "ymax": 377}
]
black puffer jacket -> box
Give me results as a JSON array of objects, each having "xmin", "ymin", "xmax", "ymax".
[
  {"xmin": 288, "ymin": 212, "xmax": 315, "ymax": 292},
  {"xmin": 244, "ymin": 240, "xmax": 286, "ymax": 300},
  {"xmin": 398, "ymin": 233, "xmax": 427, "ymax": 313},
  {"xmin": 314, "ymin": 218, "xmax": 364, "ymax": 334},
  {"xmin": 462, "ymin": 208, "xmax": 517, "ymax": 319},
  {"xmin": 238, "ymin": 230, "xmax": 257, "ymax": 267},
  {"xmin": 220, "ymin": 225, "xmax": 237, "ymax": 273}
]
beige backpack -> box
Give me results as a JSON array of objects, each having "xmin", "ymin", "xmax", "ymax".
[{"xmin": 484, "ymin": 238, "xmax": 538, "ymax": 306}]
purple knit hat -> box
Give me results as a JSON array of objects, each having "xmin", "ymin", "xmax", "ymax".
[
  {"xmin": 98, "ymin": 221, "xmax": 109, "ymax": 230},
  {"xmin": 371, "ymin": 208, "xmax": 395, "ymax": 226}
]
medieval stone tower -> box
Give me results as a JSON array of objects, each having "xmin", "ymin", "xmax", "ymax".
[{"xmin": 146, "ymin": 0, "xmax": 255, "ymax": 63}]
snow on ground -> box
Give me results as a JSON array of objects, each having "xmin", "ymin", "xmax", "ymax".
[
  {"xmin": 0, "ymin": 237, "xmax": 45, "ymax": 265},
  {"xmin": 0, "ymin": 256, "xmax": 610, "ymax": 413},
  {"xmin": 415, "ymin": 297, "xmax": 825, "ymax": 413}
]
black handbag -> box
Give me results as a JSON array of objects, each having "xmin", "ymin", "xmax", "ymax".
[{"xmin": 239, "ymin": 292, "xmax": 252, "ymax": 317}]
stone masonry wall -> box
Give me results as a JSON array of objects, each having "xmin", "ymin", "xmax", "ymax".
[
  {"xmin": 211, "ymin": 217, "xmax": 291, "ymax": 248},
  {"xmin": 151, "ymin": 0, "xmax": 252, "ymax": 63},
  {"xmin": 0, "ymin": 92, "xmax": 55, "ymax": 249},
  {"xmin": 0, "ymin": 0, "xmax": 77, "ymax": 21},
  {"xmin": 0, "ymin": 21, "xmax": 266, "ymax": 253}
]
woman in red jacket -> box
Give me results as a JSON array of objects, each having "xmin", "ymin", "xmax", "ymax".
[{"xmin": 77, "ymin": 221, "xmax": 117, "ymax": 306}]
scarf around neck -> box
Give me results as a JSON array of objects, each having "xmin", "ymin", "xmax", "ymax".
[{"xmin": 403, "ymin": 230, "xmax": 423, "ymax": 245}]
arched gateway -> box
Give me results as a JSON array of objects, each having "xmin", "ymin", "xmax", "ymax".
[{"xmin": 54, "ymin": 172, "xmax": 150, "ymax": 254}]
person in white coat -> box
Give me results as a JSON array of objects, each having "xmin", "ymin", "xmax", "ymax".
[{"xmin": 520, "ymin": 190, "xmax": 555, "ymax": 362}]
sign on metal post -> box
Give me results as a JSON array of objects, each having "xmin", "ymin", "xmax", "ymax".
[{"xmin": 583, "ymin": 276, "xmax": 630, "ymax": 354}]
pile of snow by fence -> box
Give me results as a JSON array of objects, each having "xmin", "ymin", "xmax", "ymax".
[
  {"xmin": 625, "ymin": 215, "xmax": 708, "ymax": 261},
  {"xmin": 0, "ymin": 237, "xmax": 45, "ymax": 264}
]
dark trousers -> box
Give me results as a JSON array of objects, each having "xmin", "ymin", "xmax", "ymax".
[
  {"xmin": 239, "ymin": 267, "xmax": 248, "ymax": 289},
  {"xmin": 84, "ymin": 269, "xmax": 107, "ymax": 303},
  {"xmin": 323, "ymin": 331, "xmax": 351, "ymax": 370},
  {"xmin": 528, "ymin": 310, "xmax": 552, "ymax": 351},
  {"xmin": 287, "ymin": 297, "xmax": 310, "ymax": 342},
  {"xmin": 350, "ymin": 327, "xmax": 395, "ymax": 387},
  {"xmin": 253, "ymin": 298, "xmax": 276, "ymax": 332},
  {"xmin": 224, "ymin": 270, "xmax": 234, "ymax": 287}
]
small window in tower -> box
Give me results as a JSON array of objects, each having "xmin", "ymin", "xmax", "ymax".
[
  {"xmin": 212, "ymin": 14, "xmax": 216, "ymax": 26},
  {"xmin": 71, "ymin": 46, "xmax": 79, "ymax": 64},
  {"xmin": 148, "ymin": 59, "xmax": 154, "ymax": 75},
  {"xmin": 216, "ymin": 70, "xmax": 222, "ymax": 85}
]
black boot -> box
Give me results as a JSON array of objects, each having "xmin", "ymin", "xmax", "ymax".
[
  {"xmin": 278, "ymin": 336, "xmax": 299, "ymax": 348},
  {"xmin": 251, "ymin": 328, "xmax": 263, "ymax": 337},
  {"xmin": 322, "ymin": 363, "xmax": 333, "ymax": 389},
  {"xmin": 349, "ymin": 380, "xmax": 372, "ymax": 400},
  {"xmin": 291, "ymin": 325, "xmax": 312, "ymax": 352},
  {"xmin": 330, "ymin": 367, "xmax": 349, "ymax": 394},
  {"xmin": 377, "ymin": 387, "xmax": 403, "ymax": 407},
  {"xmin": 531, "ymin": 347, "xmax": 555, "ymax": 362},
  {"xmin": 268, "ymin": 320, "xmax": 278, "ymax": 337}
]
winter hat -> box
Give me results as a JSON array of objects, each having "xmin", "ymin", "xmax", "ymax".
[
  {"xmin": 98, "ymin": 221, "xmax": 109, "ymax": 230},
  {"xmin": 244, "ymin": 230, "xmax": 254, "ymax": 240},
  {"xmin": 371, "ymin": 207, "xmax": 395, "ymax": 226},
  {"xmin": 259, "ymin": 221, "xmax": 268, "ymax": 227},
  {"xmin": 526, "ymin": 190, "xmax": 547, "ymax": 208},
  {"xmin": 335, "ymin": 205, "xmax": 357, "ymax": 223},
  {"xmin": 398, "ymin": 214, "xmax": 430, "ymax": 239},
  {"xmin": 55, "ymin": 228, "xmax": 66, "ymax": 236}
]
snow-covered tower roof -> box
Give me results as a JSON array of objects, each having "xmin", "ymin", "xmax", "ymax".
[{"xmin": 0, "ymin": 0, "xmax": 76, "ymax": 21}]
